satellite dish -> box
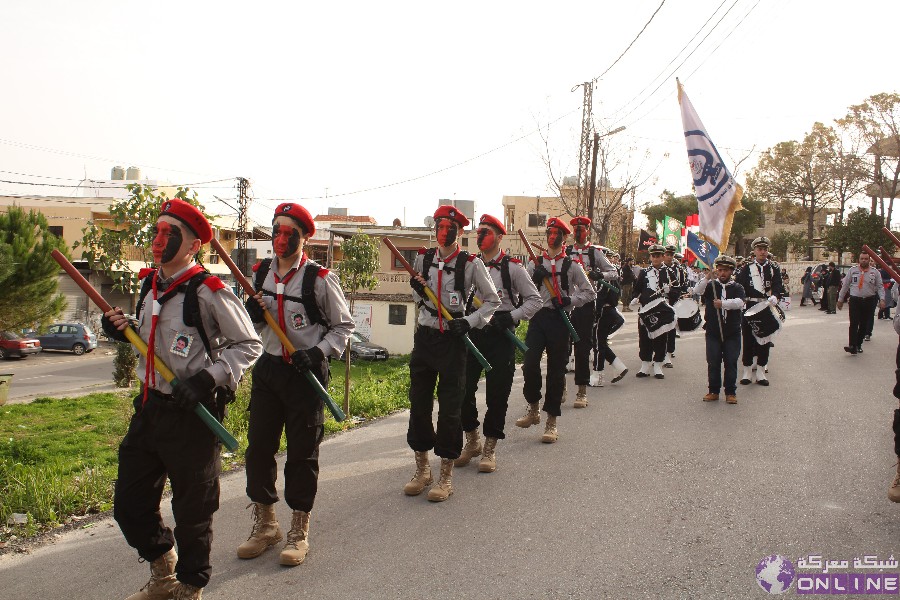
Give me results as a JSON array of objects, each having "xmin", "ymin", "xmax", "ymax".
[{"xmin": 424, "ymin": 216, "xmax": 435, "ymax": 227}]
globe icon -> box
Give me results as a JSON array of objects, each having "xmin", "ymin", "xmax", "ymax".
[{"xmin": 755, "ymin": 555, "xmax": 795, "ymax": 594}]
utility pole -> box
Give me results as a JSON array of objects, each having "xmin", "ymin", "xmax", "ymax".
[
  {"xmin": 575, "ymin": 81, "xmax": 594, "ymax": 216},
  {"xmin": 236, "ymin": 177, "xmax": 251, "ymax": 297},
  {"xmin": 587, "ymin": 132, "xmax": 600, "ymax": 230}
]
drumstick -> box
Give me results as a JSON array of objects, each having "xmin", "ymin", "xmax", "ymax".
[{"xmin": 710, "ymin": 276, "xmax": 725, "ymax": 343}]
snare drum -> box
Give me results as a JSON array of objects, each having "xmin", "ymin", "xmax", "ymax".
[
  {"xmin": 743, "ymin": 300, "xmax": 785, "ymax": 345},
  {"xmin": 673, "ymin": 298, "xmax": 702, "ymax": 332},
  {"xmin": 638, "ymin": 297, "xmax": 676, "ymax": 339}
]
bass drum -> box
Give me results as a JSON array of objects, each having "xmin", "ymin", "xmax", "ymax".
[
  {"xmin": 744, "ymin": 300, "xmax": 785, "ymax": 345},
  {"xmin": 638, "ymin": 297, "xmax": 676, "ymax": 339},
  {"xmin": 673, "ymin": 298, "xmax": 701, "ymax": 332}
]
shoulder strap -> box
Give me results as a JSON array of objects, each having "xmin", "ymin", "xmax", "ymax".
[
  {"xmin": 421, "ymin": 248, "xmax": 437, "ymax": 281},
  {"xmin": 183, "ymin": 272, "xmax": 213, "ymax": 357},
  {"xmin": 454, "ymin": 251, "xmax": 470, "ymax": 294},
  {"xmin": 301, "ymin": 260, "xmax": 327, "ymax": 326},
  {"xmin": 560, "ymin": 256, "xmax": 572, "ymax": 292},
  {"xmin": 499, "ymin": 255, "xmax": 522, "ymax": 308},
  {"xmin": 254, "ymin": 257, "xmax": 273, "ymax": 293},
  {"xmin": 588, "ymin": 248, "xmax": 596, "ymax": 271},
  {"xmin": 134, "ymin": 274, "xmax": 154, "ymax": 321}
]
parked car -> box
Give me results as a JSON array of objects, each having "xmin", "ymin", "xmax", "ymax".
[
  {"xmin": 810, "ymin": 263, "xmax": 850, "ymax": 287},
  {"xmin": 340, "ymin": 332, "xmax": 389, "ymax": 362},
  {"xmin": 37, "ymin": 323, "xmax": 98, "ymax": 355},
  {"xmin": 0, "ymin": 331, "xmax": 41, "ymax": 359}
]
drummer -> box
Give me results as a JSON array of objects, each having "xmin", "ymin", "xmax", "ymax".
[
  {"xmin": 735, "ymin": 236, "xmax": 784, "ymax": 386},
  {"xmin": 661, "ymin": 245, "xmax": 688, "ymax": 368},
  {"xmin": 629, "ymin": 244, "xmax": 673, "ymax": 379},
  {"xmin": 692, "ymin": 255, "xmax": 746, "ymax": 404}
]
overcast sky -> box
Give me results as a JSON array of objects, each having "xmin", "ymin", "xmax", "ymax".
[{"xmin": 2, "ymin": 0, "xmax": 897, "ymax": 231}]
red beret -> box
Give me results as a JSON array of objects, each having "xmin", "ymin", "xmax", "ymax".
[
  {"xmin": 274, "ymin": 203, "xmax": 315, "ymax": 236},
  {"xmin": 477, "ymin": 213, "xmax": 506, "ymax": 235},
  {"xmin": 546, "ymin": 217, "xmax": 571, "ymax": 235},
  {"xmin": 159, "ymin": 199, "xmax": 213, "ymax": 244},
  {"xmin": 434, "ymin": 204, "xmax": 470, "ymax": 228},
  {"xmin": 570, "ymin": 216, "xmax": 591, "ymax": 228}
]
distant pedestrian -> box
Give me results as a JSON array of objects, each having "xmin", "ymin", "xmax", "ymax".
[
  {"xmin": 825, "ymin": 262, "xmax": 841, "ymax": 314},
  {"xmin": 620, "ymin": 257, "xmax": 635, "ymax": 312},
  {"xmin": 837, "ymin": 251, "xmax": 884, "ymax": 355},
  {"xmin": 800, "ymin": 267, "xmax": 817, "ymax": 306}
]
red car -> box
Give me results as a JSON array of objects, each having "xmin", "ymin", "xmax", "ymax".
[{"xmin": 0, "ymin": 331, "xmax": 42, "ymax": 359}]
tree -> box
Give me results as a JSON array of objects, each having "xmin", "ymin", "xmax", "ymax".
[
  {"xmin": 824, "ymin": 207, "xmax": 894, "ymax": 262},
  {"xmin": 770, "ymin": 230, "xmax": 808, "ymax": 262},
  {"xmin": 336, "ymin": 232, "xmax": 380, "ymax": 415},
  {"xmin": 747, "ymin": 123, "xmax": 835, "ymax": 259},
  {"xmin": 840, "ymin": 92, "xmax": 900, "ymax": 225},
  {"xmin": 0, "ymin": 206, "xmax": 69, "ymax": 331},
  {"xmin": 76, "ymin": 184, "xmax": 208, "ymax": 296},
  {"xmin": 824, "ymin": 120, "xmax": 868, "ymax": 224}
]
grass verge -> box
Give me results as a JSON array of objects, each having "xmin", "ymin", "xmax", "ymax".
[{"xmin": 0, "ymin": 356, "xmax": 410, "ymax": 543}]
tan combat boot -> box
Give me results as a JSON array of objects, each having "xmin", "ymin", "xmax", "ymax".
[
  {"xmin": 515, "ymin": 402, "xmax": 541, "ymax": 428},
  {"xmin": 703, "ymin": 393, "xmax": 719, "ymax": 402},
  {"xmin": 889, "ymin": 461, "xmax": 900, "ymax": 503},
  {"xmin": 172, "ymin": 583, "xmax": 202, "ymax": 599},
  {"xmin": 280, "ymin": 510, "xmax": 310, "ymax": 566},
  {"xmin": 237, "ymin": 502, "xmax": 283, "ymax": 559},
  {"xmin": 573, "ymin": 385, "xmax": 588, "ymax": 408},
  {"xmin": 478, "ymin": 437, "xmax": 498, "ymax": 473},
  {"xmin": 427, "ymin": 458, "xmax": 454, "ymax": 502},
  {"xmin": 125, "ymin": 547, "xmax": 178, "ymax": 600},
  {"xmin": 541, "ymin": 415, "xmax": 558, "ymax": 443},
  {"xmin": 403, "ymin": 450, "xmax": 433, "ymax": 496},
  {"xmin": 454, "ymin": 430, "xmax": 483, "ymax": 467}
]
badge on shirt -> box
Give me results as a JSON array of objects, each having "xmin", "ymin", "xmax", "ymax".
[
  {"xmin": 291, "ymin": 312, "xmax": 308, "ymax": 329},
  {"xmin": 852, "ymin": 275, "xmax": 859, "ymax": 285},
  {"xmin": 448, "ymin": 292, "xmax": 461, "ymax": 307},
  {"xmin": 170, "ymin": 333, "xmax": 193, "ymax": 358},
  {"xmin": 496, "ymin": 289, "xmax": 504, "ymax": 300}
]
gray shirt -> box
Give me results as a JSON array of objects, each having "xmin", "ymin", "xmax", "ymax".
[
  {"xmin": 527, "ymin": 249, "xmax": 597, "ymax": 310},
  {"xmin": 474, "ymin": 252, "xmax": 542, "ymax": 322},
  {"xmin": 567, "ymin": 244, "xmax": 618, "ymax": 289},
  {"xmin": 135, "ymin": 262, "xmax": 263, "ymax": 393},
  {"xmin": 255, "ymin": 253, "xmax": 355, "ymax": 358},
  {"xmin": 413, "ymin": 246, "xmax": 500, "ymax": 330},
  {"xmin": 838, "ymin": 265, "xmax": 885, "ymax": 301}
]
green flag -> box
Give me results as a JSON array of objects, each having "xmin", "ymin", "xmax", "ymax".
[
  {"xmin": 655, "ymin": 220, "xmax": 664, "ymax": 243},
  {"xmin": 663, "ymin": 216, "xmax": 683, "ymax": 251}
]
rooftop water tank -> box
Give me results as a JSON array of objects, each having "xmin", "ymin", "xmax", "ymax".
[
  {"xmin": 111, "ymin": 166, "xmax": 126, "ymax": 180},
  {"xmin": 125, "ymin": 166, "xmax": 142, "ymax": 181}
]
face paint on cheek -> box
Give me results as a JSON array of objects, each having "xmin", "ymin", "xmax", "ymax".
[
  {"xmin": 547, "ymin": 229, "xmax": 562, "ymax": 248},
  {"xmin": 152, "ymin": 222, "xmax": 184, "ymax": 264},
  {"xmin": 477, "ymin": 229, "xmax": 495, "ymax": 251},
  {"xmin": 574, "ymin": 226, "xmax": 588, "ymax": 245},
  {"xmin": 436, "ymin": 221, "xmax": 458, "ymax": 246},
  {"xmin": 273, "ymin": 225, "xmax": 301, "ymax": 259}
]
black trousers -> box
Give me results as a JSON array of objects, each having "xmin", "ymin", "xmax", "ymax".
[
  {"xmin": 591, "ymin": 308, "xmax": 618, "ymax": 371},
  {"xmin": 407, "ymin": 326, "xmax": 467, "ymax": 459},
  {"xmin": 571, "ymin": 303, "xmax": 595, "ymax": 385},
  {"xmin": 666, "ymin": 328, "xmax": 676, "ymax": 354},
  {"xmin": 638, "ymin": 323, "xmax": 667, "ymax": 362},
  {"xmin": 741, "ymin": 320, "xmax": 771, "ymax": 367},
  {"xmin": 522, "ymin": 308, "xmax": 569, "ymax": 417},
  {"xmin": 848, "ymin": 295, "xmax": 878, "ymax": 348},
  {"xmin": 114, "ymin": 390, "xmax": 221, "ymax": 589},
  {"xmin": 462, "ymin": 324, "xmax": 516, "ymax": 439},
  {"xmin": 894, "ymin": 409, "xmax": 900, "ymax": 457},
  {"xmin": 706, "ymin": 333, "xmax": 741, "ymax": 395},
  {"xmin": 245, "ymin": 353, "xmax": 327, "ymax": 513}
]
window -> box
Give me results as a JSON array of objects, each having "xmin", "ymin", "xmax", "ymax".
[
  {"xmin": 461, "ymin": 237, "xmax": 469, "ymax": 248},
  {"xmin": 527, "ymin": 213, "xmax": 547, "ymax": 228},
  {"xmin": 48, "ymin": 226, "xmax": 63, "ymax": 238},
  {"xmin": 393, "ymin": 248, "xmax": 418, "ymax": 270},
  {"xmin": 388, "ymin": 304, "xmax": 407, "ymax": 325}
]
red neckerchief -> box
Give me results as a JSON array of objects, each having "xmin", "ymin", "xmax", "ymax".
[
  {"xmin": 436, "ymin": 246, "xmax": 460, "ymax": 332},
  {"xmin": 274, "ymin": 254, "xmax": 306, "ymax": 362},
  {"xmin": 571, "ymin": 244, "xmax": 589, "ymax": 266},
  {"xmin": 477, "ymin": 251, "xmax": 505, "ymax": 304},
  {"xmin": 144, "ymin": 263, "xmax": 205, "ymax": 405},
  {"xmin": 543, "ymin": 247, "xmax": 566, "ymax": 299}
]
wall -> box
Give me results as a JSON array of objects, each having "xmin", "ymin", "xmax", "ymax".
[{"xmin": 351, "ymin": 299, "xmax": 416, "ymax": 355}]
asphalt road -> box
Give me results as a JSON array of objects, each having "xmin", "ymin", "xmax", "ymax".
[
  {"xmin": 1, "ymin": 306, "xmax": 898, "ymax": 599},
  {"xmin": 0, "ymin": 342, "xmax": 117, "ymax": 403}
]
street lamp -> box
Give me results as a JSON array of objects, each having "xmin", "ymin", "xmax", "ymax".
[{"xmin": 587, "ymin": 126, "xmax": 626, "ymax": 232}]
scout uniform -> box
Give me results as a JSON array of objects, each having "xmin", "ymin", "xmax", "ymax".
[
  {"xmin": 238, "ymin": 203, "xmax": 355, "ymax": 566},
  {"xmin": 516, "ymin": 217, "xmax": 596, "ymax": 442},
  {"xmin": 691, "ymin": 255, "xmax": 745, "ymax": 404},
  {"xmin": 566, "ymin": 216, "xmax": 617, "ymax": 405},
  {"xmin": 661, "ymin": 244, "xmax": 687, "ymax": 367},
  {"xmin": 591, "ymin": 248, "xmax": 628, "ymax": 386},
  {"xmin": 106, "ymin": 199, "xmax": 263, "ymax": 600},
  {"xmin": 734, "ymin": 237, "xmax": 784, "ymax": 385},
  {"xmin": 458, "ymin": 214, "xmax": 541, "ymax": 472},
  {"xmin": 404, "ymin": 205, "xmax": 500, "ymax": 502},
  {"xmin": 838, "ymin": 260, "xmax": 884, "ymax": 354}
]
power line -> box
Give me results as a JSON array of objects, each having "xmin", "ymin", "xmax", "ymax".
[{"xmin": 589, "ymin": 0, "xmax": 668, "ymax": 83}]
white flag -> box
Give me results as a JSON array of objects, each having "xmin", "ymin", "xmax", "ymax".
[{"xmin": 678, "ymin": 80, "xmax": 743, "ymax": 250}]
